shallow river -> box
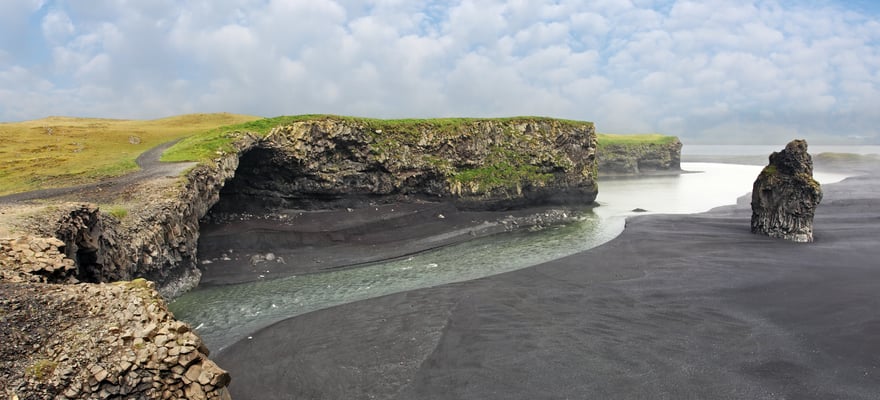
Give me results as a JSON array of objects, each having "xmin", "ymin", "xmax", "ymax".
[{"xmin": 170, "ymin": 162, "xmax": 849, "ymax": 351}]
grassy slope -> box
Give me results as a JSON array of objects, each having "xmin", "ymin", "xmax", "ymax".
[{"xmin": 0, "ymin": 113, "xmax": 260, "ymax": 196}]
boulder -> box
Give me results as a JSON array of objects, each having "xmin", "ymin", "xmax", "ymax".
[{"xmin": 750, "ymin": 139, "xmax": 823, "ymax": 242}]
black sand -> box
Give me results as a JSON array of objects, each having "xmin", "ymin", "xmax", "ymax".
[
  {"xmin": 198, "ymin": 202, "xmax": 586, "ymax": 286},
  {"xmin": 216, "ymin": 173, "xmax": 880, "ymax": 399}
]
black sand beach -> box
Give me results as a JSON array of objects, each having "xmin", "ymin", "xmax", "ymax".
[
  {"xmin": 197, "ymin": 202, "xmax": 587, "ymax": 286},
  {"xmin": 216, "ymin": 172, "xmax": 880, "ymax": 399}
]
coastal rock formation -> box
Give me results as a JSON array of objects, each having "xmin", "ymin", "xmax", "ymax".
[
  {"xmin": 42, "ymin": 136, "xmax": 259, "ymax": 298},
  {"xmin": 217, "ymin": 117, "xmax": 598, "ymax": 211},
  {"xmin": 1, "ymin": 116, "xmax": 597, "ymax": 399},
  {"xmin": 751, "ymin": 139, "xmax": 823, "ymax": 242},
  {"xmin": 21, "ymin": 117, "xmax": 596, "ymax": 297},
  {"xmin": 597, "ymin": 137, "xmax": 682, "ymax": 176},
  {"xmin": 0, "ymin": 279, "xmax": 230, "ymax": 400}
]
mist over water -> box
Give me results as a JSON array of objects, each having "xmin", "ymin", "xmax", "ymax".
[
  {"xmin": 684, "ymin": 145, "xmax": 880, "ymax": 157},
  {"xmin": 597, "ymin": 163, "xmax": 848, "ymax": 217},
  {"xmin": 170, "ymin": 161, "xmax": 850, "ymax": 351}
]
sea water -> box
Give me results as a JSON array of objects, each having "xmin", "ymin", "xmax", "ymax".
[{"xmin": 170, "ymin": 162, "xmax": 850, "ymax": 351}]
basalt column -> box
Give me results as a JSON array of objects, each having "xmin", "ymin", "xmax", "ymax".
[{"xmin": 751, "ymin": 139, "xmax": 823, "ymax": 242}]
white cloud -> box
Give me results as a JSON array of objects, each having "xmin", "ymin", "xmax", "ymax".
[
  {"xmin": 41, "ymin": 8, "xmax": 75, "ymax": 44},
  {"xmin": 0, "ymin": 0, "xmax": 878, "ymax": 143}
]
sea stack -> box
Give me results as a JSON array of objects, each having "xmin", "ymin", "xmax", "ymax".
[{"xmin": 751, "ymin": 139, "xmax": 823, "ymax": 242}]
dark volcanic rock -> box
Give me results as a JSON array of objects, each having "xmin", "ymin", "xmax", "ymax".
[
  {"xmin": 0, "ymin": 279, "xmax": 231, "ymax": 400},
  {"xmin": 751, "ymin": 139, "xmax": 823, "ymax": 242},
  {"xmin": 217, "ymin": 117, "xmax": 598, "ymax": 211},
  {"xmin": 597, "ymin": 137, "xmax": 682, "ymax": 176}
]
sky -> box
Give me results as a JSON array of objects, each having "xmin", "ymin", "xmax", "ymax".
[{"xmin": 1, "ymin": 0, "xmax": 878, "ymax": 144}]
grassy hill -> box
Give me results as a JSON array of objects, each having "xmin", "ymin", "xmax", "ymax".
[{"xmin": 0, "ymin": 113, "xmax": 260, "ymax": 196}]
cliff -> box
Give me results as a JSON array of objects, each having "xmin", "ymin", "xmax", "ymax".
[
  {"xmin": 596, "ymin": 134, "xmax": 682, "ymax": 177},
  {"xmin": 48, "ymin": 116, "xmax": 597, "ymax": 296},
  {"xmin": 6, "ymin": 115, "xmax": 597, "ymax": 298},
  {"xmin": 2, "ymin": 115, "xmax": 598, "ymax": 399},
  {"xmin": 0, "ymin": 135, "xmax": 259, "ymax": 300},
  {"xmin": 218, "ymin": 116, "xmax": 598, "ymax": 211}
]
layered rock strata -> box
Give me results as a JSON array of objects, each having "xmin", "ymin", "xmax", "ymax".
[
  {"xmin": 597, "ymin": 138, "xmax": 682, "ymax": 176},
  {"xmin": 751, "ymin": 139, "xmax": 823, "ymax": 242},
  {"xmin": 217, "ymin": 117, "xmax": 598, "ymax": 212},
  {"xmin": 24, "ymin": 117, "xmax": 597, "ymax": 297},
  {"xmin": 1, "ymin": 116, "xmax": 599, "ymax": 399},
  {"xmin": 1, "ymin": 279, "xmax": 230, "ymax": 400}
]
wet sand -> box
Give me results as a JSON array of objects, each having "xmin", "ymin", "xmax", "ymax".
[
  {"xmin": 198, "ymin": 202, "xmax": 588, "ymax": 286},
  {"xmin": 216, "ymin": 173, "xmax": 880, "ymax": 399}
]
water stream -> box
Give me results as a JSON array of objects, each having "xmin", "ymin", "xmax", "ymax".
[{"xmin": 170, "ymin": 162, "xmax": 850, "ymax": 351}]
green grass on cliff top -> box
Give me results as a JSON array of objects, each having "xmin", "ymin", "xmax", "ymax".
[
  {"xmin": 1, "ymin": 113, "xmax": 675, "ymax": 196},
  {"xmin": 596, "ymin": 133, "xmax": 679, "ymax": 148},
  {"xmin": 161, "ymin": 114, "xmax": 594, "ymax": 163},
  {"xmin": 0, "ymin": 113, "xmax": 260, "ymax": 196}
]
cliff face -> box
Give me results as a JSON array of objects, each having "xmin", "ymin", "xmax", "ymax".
[
  {"xmin": 48, "ymin": 138, "xmax": 258, "ymax": 299},
  {"xmin": 597, "ymin": 138, "xmax": 682, "ymax": 177},
  {"xmin": 1, "ymin": 115, "xmax": 598, "ymax": 399},
  {"xmin": 219, "ymin": 117, "xmax": 598, "ymax": 211},
  {"xmin": 19, "ymin": 116, "xmax": 597, "ymax": 298}
]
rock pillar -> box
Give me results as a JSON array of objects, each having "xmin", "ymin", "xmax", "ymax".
[{"xmin": 750, "ymin": 139, "xmax": 823, "ymax": 242}]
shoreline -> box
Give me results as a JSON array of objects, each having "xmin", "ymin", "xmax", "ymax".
[
  {"xmin": 196, "ymin": 202, "xmax": 597, "ymax": 287},
  {"xmin": 215, "ymin": 169, "xmax": 880, "ymax": 399}
]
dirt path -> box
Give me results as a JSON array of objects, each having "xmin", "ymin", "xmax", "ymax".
[{"xmin": 0, "ymin": 140, "xmax": 196, "ymax": 204}]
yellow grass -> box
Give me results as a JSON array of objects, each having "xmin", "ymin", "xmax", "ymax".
[{"xmin": 0, "ymin": 113, "xmax": 260, "ymax": 196}]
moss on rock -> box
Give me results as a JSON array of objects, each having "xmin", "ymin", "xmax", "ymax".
[{"xmin": 214, "ymin": 115, "xmax": 598, "ymax": 210}]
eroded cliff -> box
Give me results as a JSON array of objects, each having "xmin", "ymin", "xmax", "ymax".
[
  {"xmin": 596, "ymin": 135, "xmax": 682, "ymax": 177},
  {"xmin": 1, "ymin": 115, "xmax": 598, "ymax": 399},
  {"xmin": 218, "ymin": 116, "xmax": 598, "ymax": 211},
  {"xmin": 8, "ymin": 116, "xmax": 598, "ymax": 298}
]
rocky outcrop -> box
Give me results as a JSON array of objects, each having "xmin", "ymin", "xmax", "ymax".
[
  {"xmin": 47, "ymin": 136, "xmax": 260, "ymax": 299},
  {"xmin": 1, "ymin": 279, "xmax": 230, "ymax": 400},
  {"xmin": 751, "ymin": 139, "xmax": 823, "ymax": 242},
  {"xmin": 16, "ymin": 117, "xmax": 595, "ymax": 296},
  {"xmin": 1, "ymin": 115, "xmax": 598, "ymax": 399},
  {"xmin": 597, "ymin": 137, "xmax": 682, "ymax": 176},
  {"xmin": 0, "ymin": 236, "xmax": 76, "ymax": 283},
  {"xmin": 217, "ymin": 117, "xmax": 598, "ymax": 211}
]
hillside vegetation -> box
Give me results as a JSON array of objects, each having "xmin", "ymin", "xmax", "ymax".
[
  {"xmin": 161, "ymin": 114, "xmax": 589, "ymax": 163},
  {"xmin": 596, "ymin": 133, "xmax": 678, "ymax": 148},
  {"xmin": 0, "ymin": 113, "xmax": 260, "ymax": 196}
]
